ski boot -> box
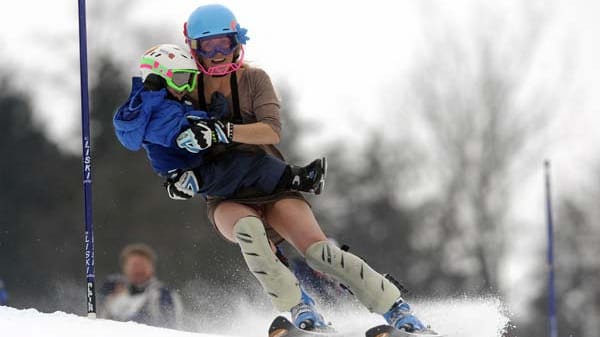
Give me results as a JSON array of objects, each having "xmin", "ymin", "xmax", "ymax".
[
  {"xmin": 290, "ymin": 157, "xmax": 327, "ymax": 195},
  {"xmin": 290, "ymin": 288, "xmax": 332, "ymax": 331},
  {"xmin": 383, "ymin": 298, "xmax": 426, "ymax": 332}
]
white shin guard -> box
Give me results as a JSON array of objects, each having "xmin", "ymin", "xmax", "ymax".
[
  {"xmin": 233, "ymin": 216, "xmax": 301, "ymax": 312},
  {"xmin": 305, "ymin": 240, "xmax": 400, "ymax": 314}
]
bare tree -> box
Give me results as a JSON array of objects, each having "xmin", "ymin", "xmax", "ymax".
[{"xmin": 402, "ymin": 2, "xmax": 564, "ymax": 292}]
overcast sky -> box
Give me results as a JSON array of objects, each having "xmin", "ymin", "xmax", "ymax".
[
  {"xmin": 3, "ymin": 0, "xmax": 598, "ymax": 159},
  {"xmin": 2, "ymin": 0, "xmax": 599, "ymax": 321}
]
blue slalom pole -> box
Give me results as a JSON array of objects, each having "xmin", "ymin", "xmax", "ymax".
[
  {"xmin": 544, "ymin": 160, "xmax": 557, "ymax": 337},
  {"xmin": 78, "ymin": 0, "xmax": 96, "ymax": 318}
]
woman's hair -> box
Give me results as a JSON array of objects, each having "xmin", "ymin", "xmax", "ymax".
[{"xmin": 232, "ymin": 44, "xmax": 242, "ymax": 63}]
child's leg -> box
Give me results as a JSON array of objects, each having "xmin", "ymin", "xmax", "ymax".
[
  {"xmin": 199, "ymin": 153, "xmax": 286, "ymax": 197},
  {"xmin": 237, "ymin": 154, "xmax": 327, "ymax": 195}
]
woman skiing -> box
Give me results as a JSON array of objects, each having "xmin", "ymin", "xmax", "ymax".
[
  {"xmin": 171, "ymin": 3, "xmax": 433, "ymax": 334},
  {"xmin": 113, "ymin": 43, "xmax": 326, "ymax": 200}
]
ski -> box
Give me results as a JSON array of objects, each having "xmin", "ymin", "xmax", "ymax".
[
  {"xmin": 268, "ymin": 316, "xmax": 338, "ymax": 337},
  {"xmin": 365, "ymin": 324, "xmax": 444, "ymax": 337}
]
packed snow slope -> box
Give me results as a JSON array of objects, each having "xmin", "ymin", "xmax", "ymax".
[{"xmin": 0, "ymin": 297, "xmax": 510, "ymax": 337}]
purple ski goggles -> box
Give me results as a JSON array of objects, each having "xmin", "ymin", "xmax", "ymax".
[{"xmin": 190, "ymin": 34, "xmax": 238, "ymax": 59}]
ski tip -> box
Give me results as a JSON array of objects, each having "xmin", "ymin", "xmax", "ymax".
[
  {"xmin": 268, "ymin": 315, "xmax": 339, "ymax": 337},
  {"xmin": 365, "ymin": 324, "xmax": 444, "ymax": 337},
  {"xmin": 365, "ymin": 324, "xmax": 394, "ymax": 337},
  {"xmin": 270, "ymin": 328, "xmax": 289, "ymax": 337},
  {"xmin": 269, "ymin": 316, "xmax": 292, "ymax": 337}
]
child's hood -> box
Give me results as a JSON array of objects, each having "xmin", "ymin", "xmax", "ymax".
[{"xmin": 113, "ymin": 77, "xmax": 169, "ymax": 151}]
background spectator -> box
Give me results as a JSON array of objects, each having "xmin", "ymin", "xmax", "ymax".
[{"xmin": 100, "ymin": 243, "xmax": 183, "ymax": 329}]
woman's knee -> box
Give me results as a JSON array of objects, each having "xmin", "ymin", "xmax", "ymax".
[
  {"xmin": 265, "ymin": 198, "xmax": 327, "ymax": 254},
  {"xmin": 268, "ymin": 197, "xmax": 311, "ymax": 215},
  {"xmin": 213, "ymin": 202, "xmax": 260, "ymax": 242}
]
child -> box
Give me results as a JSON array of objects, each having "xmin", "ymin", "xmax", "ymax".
[{"xmin": 113, "ymin": 44, "xmax": 326, "ymax": 200}]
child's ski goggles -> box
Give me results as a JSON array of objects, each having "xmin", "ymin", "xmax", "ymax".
[
  {"xmin": 189, "ymin": 34, "xmax": 237, "ymax": 59},
  {"xmin": 140, "ymin": 57, "xmax": 199, "ymax": 92}
]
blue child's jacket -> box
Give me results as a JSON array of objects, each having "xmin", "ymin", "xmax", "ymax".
[{"xmin": 113, "ymin": 77, "xmax": 208, "ymax": 176}]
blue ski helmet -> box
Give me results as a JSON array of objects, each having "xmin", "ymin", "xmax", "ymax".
[{"xmin": 185, "ymin": 4, "xmax": 249, "ymax": 45}]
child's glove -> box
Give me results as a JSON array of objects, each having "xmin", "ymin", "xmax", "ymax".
[
  {"xmin": 176, "ymin": 116, "xmax": 233, "ymax": 153},
  {"xmin": 164, "ymin": 170, "xmax": 200, "ymax": 200}
]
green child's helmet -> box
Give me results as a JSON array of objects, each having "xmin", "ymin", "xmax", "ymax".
[{"xmin": 139, "ymin": 44, "xmax": 199, "ymax": 92}]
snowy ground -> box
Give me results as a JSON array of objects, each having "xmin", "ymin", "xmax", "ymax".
[{"xmin": 0, "ymin": 297, "xmax": 510, "ymax": 337}]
